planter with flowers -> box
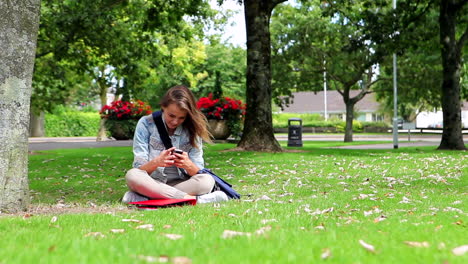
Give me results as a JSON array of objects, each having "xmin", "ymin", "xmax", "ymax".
[
  {"xmin": 99, "ymin": 100, "xmax": 152, "ymax": 140},
  {"xmin": 197, "ymin": 94, "xmax": 246, "ymax": 140}
]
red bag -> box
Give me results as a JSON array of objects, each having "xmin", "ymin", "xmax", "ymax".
[{"xmin": 129, "ymin": 198, "xmax": 196, "ymax": 209}]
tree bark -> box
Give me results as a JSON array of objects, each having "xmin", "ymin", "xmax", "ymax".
[
  {"xmin": 29, "ymin": 111, "xmax": 45, "ymax": 137},
  {"xmin": 437, "ymin": 0, "xmax": 467, "ymax": 150},
  {"xmin": 0, "ymin": 0, "xmax": 41, "ymax": 213},
  {"xmin": 344, "ymin": 101, "xmax": 354, "ymax": 142},
  {"xmin": 96, "ymin": 67, "xmax": 110, "ymax": 141},
  {"xmin": 237, "ymin": 0, "xmax": 286, "ymax": 152},
  {"xmin": 339, "ymin": 75, "xmax": 371, "ymax": 143}
]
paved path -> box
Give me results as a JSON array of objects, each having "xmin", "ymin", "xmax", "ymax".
[
  {"xmin": 28, "ymin": 137, "xmax": 133, "ymax": 151},
  {"xmin": 29, "ymin": 134, "xmax": 467, "ymax": 150}
]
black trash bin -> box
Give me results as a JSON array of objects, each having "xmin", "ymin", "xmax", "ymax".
[{"xmin": 287, "ymin": 118, "xmax": 303, "ymax": 147}]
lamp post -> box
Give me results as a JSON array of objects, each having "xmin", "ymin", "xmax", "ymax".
[
  {"xmin": 392, "ymin": 0, "xmax": 398, "ymax": 149},
  {"xmin": 323, "ymin": 60, "xmax": 328, "ymax": 120}
]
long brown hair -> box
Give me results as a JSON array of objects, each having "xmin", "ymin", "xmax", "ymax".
[{"xmin": 160, "ymin": 85, "xmax": 212, "ymax": 147}]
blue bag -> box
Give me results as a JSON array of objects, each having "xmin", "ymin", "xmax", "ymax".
[
  {"xmin": 152, "ymin": 111, "xmax": 240, "ymax": 200},
  {"xmin": 198, "ymin": 168, "xmax": 241, "ymax": 199}
]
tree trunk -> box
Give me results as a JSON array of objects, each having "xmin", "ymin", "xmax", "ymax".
[
  {"xmin": 29, "ymin": 111, "xmax": 45, "ymax": 137},
  {"xmin": 340, "ymin": 83, "xmax": 371, "ymax": 143},
  {"xmin": 437, "ymin": 0, "xmax": 467, "ymax": 150},
  {"xmin": 344, "ymin": 101, "xmax": 354, "ymax": 142},
  {"xmin": 237, "ymin": 0, "xmax": 285, "ymax": 152},
  {"xmin": 96, "ymin": 68, "xmax": 109, "ymax": 141},
  {"xmin": 0, "ymin": 0, "xmax": 41, "ymax": 213}
]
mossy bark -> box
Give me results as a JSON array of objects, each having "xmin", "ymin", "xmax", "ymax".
[
  {"xmin": 237, "ymin": 0, "xmax": 286, "ymax": 152},
  {"xmin": 437, "ymin": 0, "xmax": 467, "ymax": 150},
  {"xmin": 0, "ymin": 0, "xmax": 41, "ymax": 213}
]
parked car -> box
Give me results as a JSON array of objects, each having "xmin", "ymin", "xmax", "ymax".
[{"xmin": 428, "ymin": 121, "xmax": 443, "ymax": 128}]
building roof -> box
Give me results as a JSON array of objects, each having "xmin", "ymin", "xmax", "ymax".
[{"xmin": 281, "ymin": 91, "xmax": 381, "ymax": 114}]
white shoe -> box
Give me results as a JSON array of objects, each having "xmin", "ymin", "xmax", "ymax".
[
  {"xmin": 197, "ymin": 191, "xmax": 229, "ymax": 204},
  {"xmin": 122, "ymin": 191, "xmax": 149, "ymax": 203}
]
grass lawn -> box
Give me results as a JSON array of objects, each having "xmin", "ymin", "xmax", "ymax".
[{"xmin": 1, "ymin": 141, "xmax": 467, "ymax": 263}]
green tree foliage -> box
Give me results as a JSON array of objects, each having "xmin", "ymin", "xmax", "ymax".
[
  {"xmin": 374, "ymin": 8, "xmax": 444, "ymax": 122},
  {"xmin": 32, "ymin": 0, "xmax": 212, "ymax": 113},
  {"xmin": 195, "ymin": 40, "xmax": 246, "ymax": 100},
  {"xmin": 270, "ymin": 0, "xmax": 434, "ymax": 142},
  {"xmin": 271, "ymin": 1, "xmax": 384, "ymax": 142}
]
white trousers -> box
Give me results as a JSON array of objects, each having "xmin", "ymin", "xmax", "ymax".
[{"xmin": 125, "ymin": 168, "xmax": 215, "ymax": 199}]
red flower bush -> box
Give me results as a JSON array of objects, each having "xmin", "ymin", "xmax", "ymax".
[
  {"xmin": 197, "ymin": 94, "xmax": 246, "ymax": 121},
  {"xmin": 99, "ymin": 100, "xmax": 153, "ymax": 140},
  {"xmin": 197, "ymin": 94, "xmax": 246, "ymax": 138},
  {"xmin": 99, "ymin": 100, "xmax": 152, "ymax": 121}
]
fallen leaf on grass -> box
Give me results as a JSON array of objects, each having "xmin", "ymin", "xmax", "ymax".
[
  {"xmin": 171, "ymin": 256, "xmax": 192, "ymax": 264},
  {"xmin": 222, "ymin": 226, "xmax": 272, "ymax": 239},
  {"xmin": 399, "ymin": 196, "xmax": 411, "ymax": 204},
  {"xmin": 261, "ymin": 219, "xmax": 277, "ymax": 224},
  {"xmin": 50, "ymin": 216, "xmax": 58, "ymax": 223},
  {"xmin": 110, "ymin": 229, "xmax": 125, "ymax": 234},
  {"xmin": 443, "ymin": 207, "xmax": 464, "ymax": 213},
  {"xmin": 321, "ymin": 248, "xmax": 332, "ymax": 259},
  {"xmin": 452, "ymin": 245, "xmax": 468, "ymax": 256},
  {"xmin": 359, "ymin": 240, "xmax": 376, "ymax": 253},
  {"xmin": 164, "ymin": 234, "xmax": 183, "ymax": 240},
  {"xmin": 84, "ymin": 232, "xmax": 105, "ymax": 239},
  {"xmin": 374, "ymin": 215, "xmax": 387, "ymax": 223},
  {"xmin": 48, "ymin": 245, "xmax": 56, "ymax": 252},
  {"xmin": 404, "ymin": 241, "xmax": 430, "ymax": 248},
  {"xmin": 163, "ymin": 225, "xmax": 172, "ymax": 229},
  {"xmin": 256, "ymin": 195, "xmax": 272, "ymax": 201},
  {"xmin": 254, "ymin": 226, "xmax": 272, "ymax": 236},
  {"xmin": 137, "ymin": 255, "xmax": 168, "ymax": 263},
  {"xmin": 321, "ymin": 207, "xmax": 334, "ymax": 214},
  {"xmin": 136, "ymin": 224, "xmax": 154, "ymax": 231},
  {"xmin": 23, "ymin": 213, "xmax": 33, "ymax": 219},
  {"xmin": 222, "ymin": 230, "xmax": 251, "ymax": 239},
  {"xmin": 364, "ymin": 207, "xmax": 382, "ymax": 217},
  {"xmin": 122, "ymin": 219, "xmax": 143, "ymax": 223}
]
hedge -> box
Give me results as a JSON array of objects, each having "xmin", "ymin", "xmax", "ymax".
[
  {"xmin": 44, "ymin": 110, "xmax": 390, "ymax": 137},
  {"xmin": 45, "ymin": 108, "xmax": 101, "ymax": 137},
  {"xmin": 272, "ymin": 113, "xmax": 389, "ymax": 133}
]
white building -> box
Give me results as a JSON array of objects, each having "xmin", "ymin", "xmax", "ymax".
[{"xmin": 281, "ymin": 91, "xmax": 468, "ymax": 128}]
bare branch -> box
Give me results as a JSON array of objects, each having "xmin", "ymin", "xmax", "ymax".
[{"xmin": 457, "ymin": 24, "xmax": 468, "ymax": 52}]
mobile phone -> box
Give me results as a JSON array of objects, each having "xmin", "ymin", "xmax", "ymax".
[{"xmin": 173, "ymin": 149, "xmax": 183, "ymax": 155}]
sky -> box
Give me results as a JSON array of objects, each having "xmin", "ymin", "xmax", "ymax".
[{"xmin": 209, "ymin": 0, "xmax": 246, "ymax": 47}]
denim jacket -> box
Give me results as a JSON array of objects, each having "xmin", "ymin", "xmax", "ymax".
[{"xmin": 132, "ymin": 114, "xmax": 204, "ymax": 183}]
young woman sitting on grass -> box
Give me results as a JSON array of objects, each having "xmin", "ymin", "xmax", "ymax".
[{"xmin": 122, "ymin": 85, "xmax": 228, "ymax": 204}]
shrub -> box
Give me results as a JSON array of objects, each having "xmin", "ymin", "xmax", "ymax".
[
  {"xmin": 45, "ymin": 107, "xmax": 100, "ymax": 137},
  {"xmin": 197, "ymin": 94, "xmax": 246, "ymax": 138},
  {"xmin": 272, "ymin": 113, "xmax": 389, "ymax": 133},
  {"xmin": 99, "ymin": 100, "xmax": 153, "ymax": 140},
  {"xmin": 272, "ymin": 113, "xmax": 324, "ymax": 128}
]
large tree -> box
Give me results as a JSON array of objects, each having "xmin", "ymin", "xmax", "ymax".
[
  {"xmin": 271, "ymin": 0, "xmax": 435, "ymax": 142},
  {"xmin": 375, "ymin": 8, "xmax": 444, "ymax": 122},
  {"xmin": 0, "ymin": 0, "xmax": 41, "ymax": 213},
  {"xmin": 438, "ymin": 0, "xmax": 467, "ymax": 150},
  {"xmin": 237, "ymin": 0, "xmax": 286, "ymax": 152},
  {"xmin": 271, "ymin": 1, "xmax": 382, "ymax": 142},
  {"xmin": 32, "ymin": 0, "xmax": 213, "ymax": 138}
]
